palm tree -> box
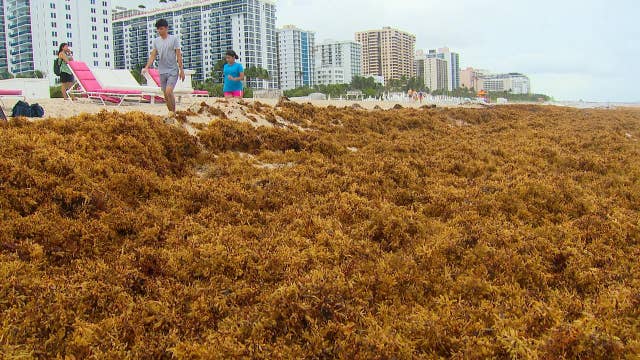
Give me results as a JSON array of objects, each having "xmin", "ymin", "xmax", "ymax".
[
  {"xmin": 244, "ymin": 66, "xmax": 270, "ymax": 81},
  {"xmin": 211, "ymin": 59, "xmax": 226, "ymax": 83},
  {"xmin": 258, "ymin": 67, "xmax": 270, "ymax": 80}
]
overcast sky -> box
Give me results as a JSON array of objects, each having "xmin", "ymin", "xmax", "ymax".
[{"xmin": 115, "ymin": 0, "xmax": 639, "ymax": 102}]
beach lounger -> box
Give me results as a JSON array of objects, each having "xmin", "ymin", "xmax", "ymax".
[
  {"xmin": 66, "ymin": 61, "xmax": 144, "ymax": 106},
  {"xmin": 0, "ymin": 89, "xmax": 26, "ymax": 109},
  {"xmin": 93, "ymin": 69, "xmax": 164, "ymax": 104},
  {"xmin": 143, "ymin": 69, "xmax": 209, "ymax": 98}
]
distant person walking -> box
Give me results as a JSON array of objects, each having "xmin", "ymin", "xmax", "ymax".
[
  {"xmin": 223, "ymin": 50, "xmax": 244, "ymax": 98},
  {"xmin": 143, "ymin": 19, "xmax": 185, "ymax": 121},
  {"xmin": 57, "ymin": 43, "xmax": 74, "ymax": 100}
]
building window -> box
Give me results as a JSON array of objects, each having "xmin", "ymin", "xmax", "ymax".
[{"xmin": 50, "ymin": 3, "xmax": 56, "ymax": 9}]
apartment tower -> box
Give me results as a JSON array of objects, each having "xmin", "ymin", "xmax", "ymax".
[
  {"xmin": 314, "ymin": 40, "xmax": 361, "ymax": 85},
  {"xmin": 277, "ymin": 25, "xmax": 315, "ymax": 90},
  {"xmin": 425, "ymin": 47, "xmax": 460, "ymax": 91},
  {"xmin": 355, "ymin": 27, "xmax": 415, "ymax": 82},
  {"xmin": 478, "ymin": 73, "xmax": 531, "ymax": 94},
  {"xmin": 112, "ymin": 0, "xmax": 278, "ymax": 89},
  {"xmin": 1, "ymin": 0, "xmax": 113, "ymax": 82}
]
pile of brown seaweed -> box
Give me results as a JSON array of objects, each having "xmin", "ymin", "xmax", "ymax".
[{"xmin": 1, "ymin": 104, "xmax": 639, "ymax": 358}]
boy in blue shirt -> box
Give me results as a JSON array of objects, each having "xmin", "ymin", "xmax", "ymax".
[{"xmin": 223, "ymin": 50, "xmax": 245, "ymax": 98}]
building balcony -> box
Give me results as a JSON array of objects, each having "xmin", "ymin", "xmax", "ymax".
[
  {"xmin": 8, "ymin": 21, "xmax": 30, "ymax": 30},
  {"xmin": 9, "ymin": 39, "xmax": 32, "ymax": 47},
  {"xmin": 10, "ymin": 48, "xmax": 32, "ymax": 56},
  {"xmin": 9, "ymin": 29, "xmax": 31, "ymax": 38}
]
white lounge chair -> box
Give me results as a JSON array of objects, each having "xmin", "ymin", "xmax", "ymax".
[
  {"xmin": 143, "ymin": 68, "xmax": 209, "ymax": 98},
  {"xmin": 93, "ymin": 69, "xmax": 164, "ymax": 104}
]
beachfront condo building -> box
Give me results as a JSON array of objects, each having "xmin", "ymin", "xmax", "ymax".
[
  {"xmin": 0, "ymin": 0, "xmax": 113, "ymax": 83},
  {"xmin": 477, "ymin": 73, "xmax": 531, "ymax": 94},
  {"xmin": 277, "ymin": 25, "xmax": 315, "ymax": 90},
  {"xmin": 355, "ymin": 27, "xmax": 416, "ymax": 83},
  {"xmin": 460, "ymin": 67, "xmax": 490, "ymax": 90},
  {"xmin": 416, "ymin": 56, "xmax": 448, "ymax": 92},
  {"xmin": 424, "ymin": 47, "xmax": 460, "ymax": 91},
  {"xmin": 112, "ymin": 0, "xmax": 278, "ymax": 89},
  {"xmin": 0, "ymin": 3, "xmax": 7, "ymax": 74},
  {"xmin": 314, "ymin": 40, "xmax": 361, "ymax": 85}
]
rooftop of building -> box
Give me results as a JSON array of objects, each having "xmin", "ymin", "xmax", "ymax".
[
  {"xmin": 113, "ymin": 0, "xmax": 276, "ymax": 21},
  {"xmin": 277, "ymin": 25, "xmax": 315, "ymax": 33},
  {"xmin": 480, "ymin": 73, "xmax": 529, "ymax": 79},
  {"xmin": 355, "ymin": 27, "xmax": 416, "ymax": 38},
  {"xmin": 317, "ymin": 39, "xmax": 360, "ymax": 45}
]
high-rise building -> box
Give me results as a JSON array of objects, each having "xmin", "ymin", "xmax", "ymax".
[
  {"xmin": 0, "ymin": 2, "xmax": 7, "ymax": 74},
  {"xmin": 420, "ymin": 57, "xmax": 448, "ymax": 92},
  {"xmin": 424, "ymin": 47, "xmax": 460, "ymax": 91},
  {"xmin": 477, "ymin": 73, "xmax": 531, "ymax": 94},
  {"xmin": 112, "ymin": 0, "xmax": 278, "ymax": 89},
  {"xmin": 314, "ymin": 40, "xmax": 361, "ymax": 85},
  {"xmin": 355, "ymin": 27, "xmax": 416, "ymax": 83},
  {"xmin": 461, "ymin": 67, "xmax": 481, "ymax": 90},
  {"xmin": 1, "ymin": 0, "xmax": 113, "ymax": 83},
  {"xmin": 277, "ymin": 25, "xmax": 315, "ymax": 90}
]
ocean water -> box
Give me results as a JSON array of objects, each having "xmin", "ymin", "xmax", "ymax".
[{"xmin": 552, "ymin": 101, "xmax": 640, "ymax": 109}]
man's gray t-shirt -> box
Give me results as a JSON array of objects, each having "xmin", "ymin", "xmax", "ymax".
[{"xmin": 153, "ymin": 35, "xmax": 180, "ymax": 74}]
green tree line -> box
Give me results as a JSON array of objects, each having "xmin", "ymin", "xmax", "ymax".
[{"xmin": 284, "ymin": 75, "xmax": 551, "ymax": 102}]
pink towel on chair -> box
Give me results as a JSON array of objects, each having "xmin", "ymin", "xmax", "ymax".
[
  {"xmin": 0, "ymin": 89, "xmax": 23, "ymax": 96},
  {"xmin": 147, "ymin": 69, "xmax": 162, "ymax": 87}
]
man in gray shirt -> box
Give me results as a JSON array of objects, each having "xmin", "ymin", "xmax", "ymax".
[{"xmin": 143, "ymin": 19, "xmax": 185, "ymax": 119}]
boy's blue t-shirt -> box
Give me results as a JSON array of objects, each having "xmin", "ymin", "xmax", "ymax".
[{"xmin": 223, "ymin": 62, "xmax": 244, "ymax": 92}]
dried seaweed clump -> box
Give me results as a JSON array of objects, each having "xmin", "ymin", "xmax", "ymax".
[{"xmin": 1, "ymin": 106, "xmax": 640, "ymax": 358}]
